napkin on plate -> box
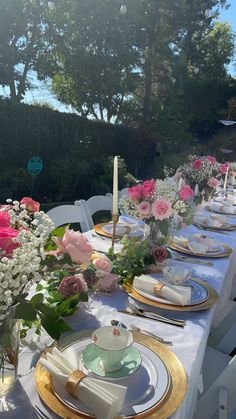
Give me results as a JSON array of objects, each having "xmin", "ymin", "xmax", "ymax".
[
  {"xmin": 102, "ymin": 223, "xmax": 128, "ymax": 236},
  {"xmin": 133, "ymin": 275, "xmax": 191, "ymax": 306},
  {"xmin": 221, "ymin": 205, "xmax": 236, "ymax": 214},
  {"xmin": 39, "ymin": 347, "xmax": 127, "ymax": 419},
  {"xmin": 173, "ymin": 235, "xmax": 211, "ymax": 254}
]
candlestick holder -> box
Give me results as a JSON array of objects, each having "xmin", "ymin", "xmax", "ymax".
[{"xmin": 112, "ymin": 214, "xmax": 119, "ymax": 247}]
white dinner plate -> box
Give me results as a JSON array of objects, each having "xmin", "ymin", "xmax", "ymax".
[
  {"xmin": 133, "ymin": 277, "xmax": 209, "ymax": 306},
  {"xmin": 172, "ymin": 240, "xmax": 223, "ymax": 255},
  {"xmin": 102, "ymin": 223, "xmax": 129, "ymax": 236},
  {"xmin": 207, "ymin": 204, "xmax": 236, "ymax": 216},
  {"xmin": 52, "ymin": 338, "xmax": 171, "ymax": 417}
]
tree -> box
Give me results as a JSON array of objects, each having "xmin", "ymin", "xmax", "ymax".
[{"xmin": 0, "ymin": 0, "xmax": 51, "ymax": 102}]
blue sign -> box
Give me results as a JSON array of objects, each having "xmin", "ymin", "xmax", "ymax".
[{"xmin": 27, "ymin": 157, "xmax": 43, "ymax": 175}]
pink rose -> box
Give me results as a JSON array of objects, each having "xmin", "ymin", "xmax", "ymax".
[
  {"xmin": 0, "ymin": 227, "xmax": 19, "ymax": 256},
  {"xmin": 93, "ymin": 255, "xmax": 113, "ymax": 273},
  {"xmin": 20, "ymin": 197, "xmax": 40, "ymax": 213},
  {"xmin": 193, "ymin": 159, "xmax": 202, "ymax": 170},
  {"xmin": 220, "ymin": 164, "xmax": 228, "ymax": 175},
  {"xmin": 207, "ymin": 156, "xmax": 216, "ymax": 165},
  {"xmin": 152, "ymin": 199, "xmax": 172, "ymax": 220},
  {"xmin": 179, "ymin": 185, "xmax": 195, "ymax": 201},
  {"xmin": 137, "ymin": 201, "xmax": 152, "ymax": 218},
  {"xmin": 53, "ymin": 229, "xmax": 93, "ymax": 263},
  {"xmin": 207, "ymin": 178, "xmax": 220, "ymax": 188},
  {"xmin": 58, "ymin": 274, "xmax": 88, "ymax": 298},
  {"xmin": 128, "ymin": 185, "xmax": 143, "ymax": 202},
  {"xmin": 0, "ymin": 211, "xmax": 11, "ymax": 228},
  {"xmin": 96, "ymin": 273, "xmax": 120, "ymax": 292},
  {"xmin": 142, "ymin": 180, "xmax": 156, "ymax": 198}
]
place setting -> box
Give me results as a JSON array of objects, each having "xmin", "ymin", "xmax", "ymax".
[
  {"xmin": 168, "ymin": 233, "xmax": 232, "ymax": 258},
  {"xmin": 193, "ymin": 213, "xmax": 236, "ymax": 232},
  {"xmin": 205, "ymin": 200, "xmax": 236, "ymax": 216},
  {"xmin": 124, "ymin": 266, "xmax": 218, "ymax": 313},
  {"xmin": 35, "ymin": 326, "xmax": 188, "ymax": 419}
]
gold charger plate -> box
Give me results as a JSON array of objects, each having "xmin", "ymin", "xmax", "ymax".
[
  {"xmin": 169, "ymin": 240, "xmax": 232, "ymax": 258},
  {"xmin": 206, "ymin": 205, "xmax": 236, "ymax": 216},
  {"xmin": 35, "ymin": 330, "xmax": 188, "ymax": 419},
  {"xmin": 94, "ymin": 222, "xmax": 131, "ymax": 238},
  {"xmin": 126, "ymin": 277, "xmax": 218, "ymax": 312},
  {"xmin": 193, "ymin": 221, "xmax": 236, "ymax": 231}
]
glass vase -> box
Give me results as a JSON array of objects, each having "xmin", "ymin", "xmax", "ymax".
[
  {"xmin": 148, "ymin": 220, "xmax": 173, "ymax": 248},
  {"xmin": 0, "ymin": 306, "xmax": 20, "ymax": 411}
]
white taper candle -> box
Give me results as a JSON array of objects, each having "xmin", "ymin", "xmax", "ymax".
[{"xmin": 113, "ymin": 156, "xmax": 119, "ymax": 214}]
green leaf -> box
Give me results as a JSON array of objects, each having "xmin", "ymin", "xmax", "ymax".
[
  {"xmin": 40, "ymin": 315, "xmax": 61, "ymax": 341},
  {"xmin": 58, "ymin": 319, "xmax": 72, "ymax": 333},
  {"xmin": 30, "ymin": 293, "xmax": 44, "ymax": 307},
  {"xmin": 15, "ymin": 302, "xmax": 37, "ymax": 321}
]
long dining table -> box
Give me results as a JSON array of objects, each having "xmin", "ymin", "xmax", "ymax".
[{"xmin": 3, "ymin": 206, "xmax": 236, "ymax": 419}]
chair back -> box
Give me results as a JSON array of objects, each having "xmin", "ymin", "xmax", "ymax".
[
  {"xmin": 47, "ymin": 204, "xmax": 89, "ymax": 232},
  {"xmin": 75, "ymin": 196, "xmax": 113, "ymax": 230},
  {"xmin": 195, "ymin": 348, "xmax": 236, "ymax": 419}
]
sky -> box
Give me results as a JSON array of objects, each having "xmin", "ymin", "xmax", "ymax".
[{"xmin": 1, "ymin": 1, "xmax": 236, "ymax": 114}]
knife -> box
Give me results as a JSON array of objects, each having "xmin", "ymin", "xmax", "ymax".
[
  {"xmin": 119, "ymin": 309, "xmax": 186, "ymax": 327},
  {"xmin": 172, "ymin": 255, "xmax": 213, "ymax": 266}
]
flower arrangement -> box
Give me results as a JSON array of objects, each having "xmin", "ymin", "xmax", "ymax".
[
  {"xmin": 119, "ymin": 178, "xmax": 193, "ymax": 246},
  {"xmin": 176, "ymin": 155, "xmax": 222, "ymax": 202},
  {"xmin": 0, "ymin": 198, "xmax": 54, "ymax": 326}
]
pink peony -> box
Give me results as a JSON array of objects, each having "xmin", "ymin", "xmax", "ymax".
[
  {"xmin": 0, "ymin": 211, "xmax": 11, "ymax": 228},
  {"xmin": 58, "ymin": 274, "xmax": 88, "ymax": 298},
  {"xmin": 207, "ymin": 156, "xmax": 217, "ymax": 165},
  {"xmin": 193, "ymin": 159, "xmax": 202, "ymax": 170},
  {"xmin": 128, "ymin": 185, "xmax": 143, "ymax": 202},
  {"xmin": 96, "ymin": 273, "xmax": 120, "ymax": 292},
  {"xmin": 20, "ymin": 197, "xmax": 40, "ymax": 213},
  {"xmin": 53, "ymin": 229, "xmax": 93, "ymax": 263},
  {"xmin": 207, "ymin": 178, "xmax": 220, "ymax": 188},
  {"xmin": 137, "ymin": 201, "xmax": 152, "ymax": 218},
  {"xmin": 179, "ymin": 185, "xmax": 195, "ymax": 201},
  {"xmin": 152, "ymin": 199, "xmax": 172, "ymax": 220},
  {"xmin": 93, "ymin": 255, "xmax": 113, "ymax": 273},
  {"xmin": 142, "ymin": 180, "xmax": 156, "ymax": 198},
  {"xmin": 0, "ymin": 226, "xmax": 20, "ymax": 256}
]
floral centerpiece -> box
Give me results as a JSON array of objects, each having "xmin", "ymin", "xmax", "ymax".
[
  {"xmin": 175, "ymin": 155, "xmax": 222, "ymax": 203},
  {"xmin": 119, "ymin": 178, "xmax": 194, "ymax": 247}
]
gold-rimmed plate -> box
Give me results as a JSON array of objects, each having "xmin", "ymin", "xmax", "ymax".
[
  {"xmin": 94, "ymin": 222, "xmax": 130, "ymax": 238},
  {"xmin": 206, "ymin": 204, "xmax": 236, "ymax": 216},
  {"xmin": 35, "ymin": 330, "xmax": 188, "ymax": 419},
  {"xmin": 193, "ymin": 221, "xmax": 236, "ymax": 231},
  {"xmin": 169, "ymin": 240, "xmax": 232, "ymax": 258},
  {"xmin": 126, "ymin": 277, "xmax": 218, "ymax": 312}
]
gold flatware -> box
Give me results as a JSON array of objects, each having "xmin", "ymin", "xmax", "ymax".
[
  {"xmin": 119, "ymin": 309, "xmax": 186, "ymax": 328},
  {"xmin": 129, "ymin": 324, "xmax": 173, "ymax": 345},
  {"xmin": 172, "ymin": 255, "xmax": 213, "ymax": 266}
]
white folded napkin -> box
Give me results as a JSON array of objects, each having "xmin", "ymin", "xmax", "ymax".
[
  {"xmin": 187, "ymin": 240, "xmax": 209, "ymax": 254},
  {"xmin": 172, "ymin": 235, "xmax": 189, "ymax": 247},
  {"xmin": 39, "ymin": 347, "xmax": 127, "ymax": 419},
  {"xmin": 133, "ymin": 275, "xmax": 191, "ymax": 306},
  {"xmin": 102, "ymin": 223, "xmax": 128, "ymax": 236},
  {"xmin": 221, "ymin": 205, "xmax": 236, "ymax": 214}
]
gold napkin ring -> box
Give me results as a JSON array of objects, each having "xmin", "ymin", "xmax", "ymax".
[
  {"xmin": 154, "ymin": 282, "xmax": 166, "ymax": 296},
  {"xmin": 66, "ymin": 370, "xmax": 86, "ymax": 397}
]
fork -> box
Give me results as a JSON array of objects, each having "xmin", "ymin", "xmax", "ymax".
[{"xmin": 129, "ymin": 324, "xmax": 173, "ymax": 345}]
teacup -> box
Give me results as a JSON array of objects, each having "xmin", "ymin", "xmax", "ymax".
[
  {"xmin": 163, "ymin": 266, "xmax": 191, "ymax": 286},
  {"xmin": 91, "ymin": 326, "xmax": 133, "ymax": 372}
]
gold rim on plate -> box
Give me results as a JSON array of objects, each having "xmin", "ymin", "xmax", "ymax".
[
  {"xmin": 126, "ymin": 277, "xmax": 218, "ymax": 312},
  {"xmin": 168, "ymin": 240, "xmax": 232, "ymax": 258},
  {"xmin": 206, "ymin": 205, "xmax": 236, "ymax": 216},
  {"xmin": 193, "ymin": 222, "xmax": 236, "ymax": 231},
  {"xmin": 94, "ymin": 222, "xmax": 131, "ymax": 238},
  {"xmin": 35, "ymin": 330, "xmax": 188, "ymax": 419}
]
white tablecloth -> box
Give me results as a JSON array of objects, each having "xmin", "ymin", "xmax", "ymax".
[{"xmin": 3, "ymin": 210, "xmax": 236, "ymax": 419}]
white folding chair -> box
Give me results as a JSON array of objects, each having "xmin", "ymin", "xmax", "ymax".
[
  {"xmin": 75, "ymin": 195, "xmax": 113, "ymax": 230},
  {"xmin": 47, "ymin": 204, "xmax": 89, "ymax": 232},
  {"xmin": 193, "ymin": 347, "xmax": 236, "ymax": 419},
  {"xmin": 208, "ymin": 300, "xmax": 236, "ymax": 355}
]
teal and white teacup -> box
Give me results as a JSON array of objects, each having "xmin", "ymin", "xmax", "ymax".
[{"xmin": 91, "ymin": 326, "xmax": 133, "ymax": 372}]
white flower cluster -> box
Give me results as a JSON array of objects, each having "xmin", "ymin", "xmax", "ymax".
[
  {"xmin": 178, "ymin": 155, "xmax": 220, "ymax": 187},
  {"xmin": 155, "ymin": 179, "xmax": 178, "ymax": 203},
  {"xmin": 0, "ymin": 201, "xmax": 54, "ymax": 325}
]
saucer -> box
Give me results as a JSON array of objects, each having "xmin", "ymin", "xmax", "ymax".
[{"xmin": 82, "ymin": 344, "xmax": 142, "ymax": 378}]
